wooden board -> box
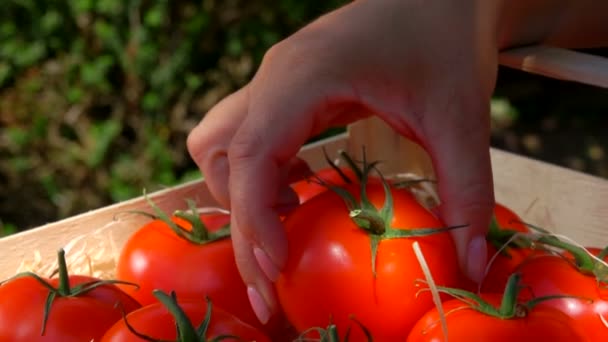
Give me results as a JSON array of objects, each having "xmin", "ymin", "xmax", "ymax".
[
  {"xmin": 499, "ymin": 45, "xmax": 608, "ymax": 88},
  {"xmin": 1, "ymin": 45, "xmax": 607, "ymax": 280}
]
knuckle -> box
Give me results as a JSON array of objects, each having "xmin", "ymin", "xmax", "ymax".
[{"xmin": 227, "ymin": 129, "xmax": 263, "ymax": 166}]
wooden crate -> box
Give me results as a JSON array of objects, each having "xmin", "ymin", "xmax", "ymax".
[{"xmin": 1, "ymin": 45, "xmax": 607, "ymax": 281}]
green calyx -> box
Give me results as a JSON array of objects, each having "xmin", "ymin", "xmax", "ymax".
[
  {"xmin": 296, "ymin": 316, "xmax": 373, "ymax": 342},
  {"xmin": 326, "ymin": 150, "xmax": 465, "ymax": 277},
  {"xmin": 139, "ymin": 192, "xmax": 231, "ymax": 245},
  {"xmin": 428, "ymin": 273, "xmax": 583, "ymax": 320},
  {"xmin": 485, "ymin": 216, "xmax": 608, "ymax": 287},
  {"xmin": 520, "ymin": 222, "xmax": 608, "ymax": 285},
  {"xmin": 120, "ymin": 290, "xmax": 243, "ymax": 342},
  {"xmin": 486, "ymin": 217, "xmax": 530, "ymax": 255},
  {"xmin": 0, "ymin": 248, "xmax": 138, "ymax": 336}
]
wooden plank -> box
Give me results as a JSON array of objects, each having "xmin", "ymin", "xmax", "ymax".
[
  {"xmin": 346, "ymin": 117, "xmax": 435, "ymax": 178},
  {"xmin": 498, "ymin": 45, "xmax": 608, "ymax": 88},
  {"xmin": 491, "ymin": 148, "xmax": 608, "ymax": 248}
]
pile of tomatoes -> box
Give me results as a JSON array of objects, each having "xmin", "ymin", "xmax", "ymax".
[{"xmin": 1, "ymin": 153, "xmax": 607, "ymax": 341}]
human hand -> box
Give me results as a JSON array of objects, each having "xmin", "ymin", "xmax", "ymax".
[{"xmin": 187, "ymin": 0, "xmax": 501, "ymax": 324}]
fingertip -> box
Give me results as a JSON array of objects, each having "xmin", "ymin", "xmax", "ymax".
[
  {"xmin": 440, "ymin": 204, "xmax": 492, "ymax": 284},
  {"xmin": 247, "ymin": 286, "xmax": 272, "ymax": 325},
  {"xmin": 231, "ymin": 217, "xmax": 282, "ymax": 319},
  {"xmin": 465, "ymin": 234, "xmax": 488, "ymax": 284}
]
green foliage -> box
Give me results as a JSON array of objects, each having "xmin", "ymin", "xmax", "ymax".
[{"xmin": 0, "ymin": 0, "xmax": 348, "ymax": 232}]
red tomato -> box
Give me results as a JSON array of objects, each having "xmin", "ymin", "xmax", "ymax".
[
  {"xmin": 406, "ymin": 293, "xmax": 589, "ymax": 341},
  {"xmin": 291, "ymin": 166, "xmax": 358, "ymax": 204},
  {"xmin": 276, "ymin": 182, "xmax": 460, "ymax": 341},
  {"xmin": 101, "ymin": 294, "xmax": 270, "ymax": 342},
  {"xmin": 517, "ymin": 254, "xmax": 608, "ymax": 341},
  {"xmin": 461, "ymin": 203, "xmax": 544, "ymax": 293},
  {"xmin": 115, "ymin": 213, "xmax": 267, "ymax": 331},
  {"xmin": 0, "ymin": 273, "xmax": 140, "ymax": 341}
]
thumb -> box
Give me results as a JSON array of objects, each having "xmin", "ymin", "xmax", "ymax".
[{"xmin": 424, "ymin": 99, "xmax": 495, "ymax": 284}]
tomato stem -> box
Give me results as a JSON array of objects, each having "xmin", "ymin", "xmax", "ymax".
[
  {"xmin": 536, "ymin": 235, "xmax": 596, "ymax": 274},
  {"xmin": 295, "ymin": 317, "xmax": 373, "ymax": 342},
  {"xmin": 321, "ymin": 147, "xmax": 355, "ymax": 184},
  {"xmin": 599, "ymin": 246, "xmax": 608, "ymax": 261},
  {"xmin": 154, "ymin": 291, "xmax": 200, "ymax": 341},
  {"xmin": 144, "ymin": 192, "xmax": 231, "ymax": 246},
  {"xmin": 56, "ymin": 249, "xmax": 71, "ymax": 295},
  {"xmin": 486, "ymin": 217, "xmax": 531, "ymax": 254},
  {"xmin": 350, "ymin": 209, "xmax": 386, "ymax": 235},
  {"xmin": 425, "ymin": 272, "xmax": 584, "ymax": 321},
  {"xmin": 337, "ymin": 149, "xmax": 363, "ymax": 182},
  {"xmin": 498, "ymin": 272, "xmax": 521, "ymax": 317},
  {"xmin": 326, "ymin": 149, "xmax": 467, "ymax": 278}
]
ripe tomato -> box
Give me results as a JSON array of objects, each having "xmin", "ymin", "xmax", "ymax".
[
  {"xmin": 406, "ymin": 293, "xmax": 589, "ymax": 341},
  {"xmin": 101, "ymin": 292, "xmax": 270, "ymax": 342},
  {"xmin": 115, "ymin": 212, "xmax": 266, "ymax": 331},
  {"xmin": 517, "ymin": 254, "xmax": 608, "ymax": 341},
  {"xmin": 276, "ymin": 182, "xmax": 460, "ymax": 341},
  {"xmin": 0, "ymin": 251, "xmax": 141, "ymax": 341},
  {"xmin": 291, "ymin": 166, "xmax": 358, "ymax": 204},
  {"xmin": 461, "ymin": 203, "xmax": 543, "ymax": 293}
]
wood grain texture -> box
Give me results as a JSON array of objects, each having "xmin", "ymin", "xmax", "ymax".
[
  {"xmin": 491, "ymin": 148, "xmax": 608, "ymax": 247},
  {"xmin": 499, "ymin": 45, "xmax": 608, "ymax": 88},
  {"xmin": 346, "ymin": 117, "xmax": 435, "ymax": 178}
]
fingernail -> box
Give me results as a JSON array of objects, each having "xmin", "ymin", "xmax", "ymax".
[
  {"xmin": 247, "ymin": 286, "xmax": 271, "ymax": 324},
  {"xmin": 466, "ymin": 236, "xmax": 488, "ymax": 284},
  {"xmin": 254, "ymin": 247, "xmax": 281, "ymax": 282}
]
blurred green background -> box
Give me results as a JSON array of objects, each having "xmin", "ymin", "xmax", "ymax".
[{"xmin": 1, "ymin": 0, "xmax": 607, "ymax": 236}]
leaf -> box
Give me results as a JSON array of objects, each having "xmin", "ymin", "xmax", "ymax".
[{"xmin": 87, "ymin": 119, "xmax": 122, "ymax": 168}]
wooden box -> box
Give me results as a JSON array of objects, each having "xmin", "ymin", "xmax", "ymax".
[{"xmin": 1, "ymin": 45, "xmax": 607, "ymax": 282}]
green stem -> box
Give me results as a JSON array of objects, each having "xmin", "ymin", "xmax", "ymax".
[
  {"xmin": 328, "ymin": 149, "xmax": 469, "ymax": 279},
  {"xmin": 338, "ymin": 149, "xmax": 363, "ymax": 182},
  {"xmin": 324, "ymin": 325, "xmax": 340, "ymax": 342},
  {"xmin": 145, "ymin": 193, "xmax": 230, "ymax": 246},
  {"xmin": 537, "ymin": 236, "xmax": 595, "ymax": 274},
  {"xmin": 153, "ymin": 290, "xmax": 200, "ymax": 341},
  {"xmin": 349, "ymin": 209, "xmax": 386, "ymax": 235},
  {"xmin": 426, "ymin": 272, "xmax": 585, "ymax": 321},
  {"xmin": 599, "ymin": 246, "xmax": 608, "ymax": 260},
  {"xmin": 498, "ymin": 272, "xmax": 521, "ymax": 318},
  {"xmin": 322, "ymin": 147, "xmax": 354, "ymax": 184},
  {"xmin": 56, "ymin": 249, "xmax": 71, "ymax": 296}
]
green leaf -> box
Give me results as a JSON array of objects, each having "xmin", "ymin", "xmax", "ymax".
[
  {"xmin": 144, "ymin": 6, "xmax": 165, "ymax": 28},
  {"xmin": 0, "ymin": 223, "xmax": 18, "ymax": 237},
  {"xmin": 14, "ymin": 41, "xmax": 46, "ymax": 67},
  {"xmin": 72, "ymin": 0, "xmax": 94, "ymax": 14},
  {"xmin": 142, "ymin": 92, "xmax": 161, "ymax": 112},
  {"xmin": 41, "ymin": 11, "xmax": 61, "ymax": 34},
  {"xmin": 96, "ymin": 0, "xmax": 123, "ymax": 16},
  {"xmin": 67, "ymin": 87, "xmax": 84, "ymax": 103},
  {"xmin": 87, "ymin": 119, "xmax": 122, "ymax": 168},
  {"xmin": 80, "ymin": 55, "xmax": 114, "ymax": 89},
  {"xmin": 6, "ymin": 127, "xmax": 30, "ymax": 147}
]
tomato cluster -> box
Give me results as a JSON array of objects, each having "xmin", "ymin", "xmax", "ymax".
[{"xmin": 1, "ymin": 151, "xmax": 607, "ymax": 341}]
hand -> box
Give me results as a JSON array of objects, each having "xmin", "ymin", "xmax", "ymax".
[{"xmin": 187, "ymin": 0, "xmax": 500, "ymax": 324}]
